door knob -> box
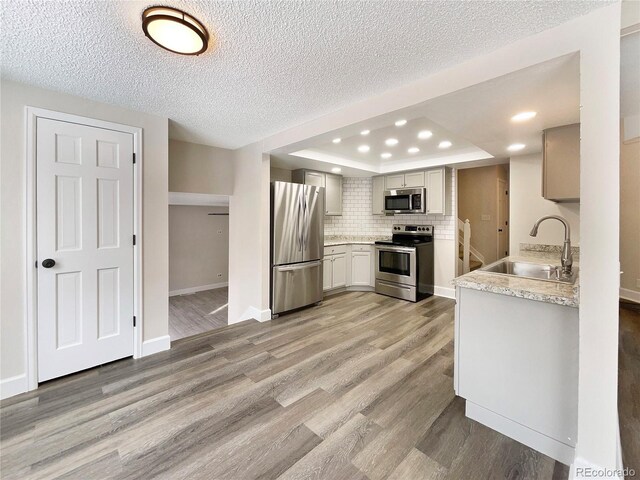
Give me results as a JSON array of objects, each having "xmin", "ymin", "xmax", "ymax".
[{"xmin": 42, "ymin": 259, "xmax": 56, "ymax": 268}]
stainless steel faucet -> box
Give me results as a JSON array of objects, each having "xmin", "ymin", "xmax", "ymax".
[{"xmin": 529, "ymin": 215, "xmax": 573, "ymax": 276}]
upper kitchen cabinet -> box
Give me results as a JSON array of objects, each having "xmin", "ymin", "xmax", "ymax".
[
  {"xmin": 292, "ymin": 169, "xmax": 343, "ymax": 215},
  {"xmin": 324, "ymin": 173, "xmax": 343, "ymax": 215},
  {"xmin": 542, "ymin": 123, "xmax": 580, "ymax": 202},
  {"xmin": 426, "ymin": 167, "xmax": 452, "ymax": 215},
  {"xmin": 372, "ymin": 176, "xmax": 385, "ymax": 215},
  {"xmin": 385, "ymin": 171, "xmax": 425, "ymax": 189}
]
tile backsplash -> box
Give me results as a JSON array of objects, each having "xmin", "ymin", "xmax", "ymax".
[{"xmin": 324, "ymin": 173, "xmax": 456, "ymax": 241}]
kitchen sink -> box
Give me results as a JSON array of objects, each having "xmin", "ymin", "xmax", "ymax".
[{"xmin": 480, "ymin": 260, "xmax": 578, "ymax": 284}]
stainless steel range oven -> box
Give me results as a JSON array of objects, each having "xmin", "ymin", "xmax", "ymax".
[
  {"xmin": 384, "ymin": 188, "xmax": 426, "ymax": 214},
  {"xmin": 375, "ymin": 224, "xmax": 434, "ymax": 302}
]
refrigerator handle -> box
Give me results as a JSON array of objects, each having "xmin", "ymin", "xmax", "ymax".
[
  {"xmin": 297, "ymin": 189, "xmax": 304, "ymax": 252},
  {"xmin": 303, "ymin": 189, "xmax": 309, "ymax": 250}
]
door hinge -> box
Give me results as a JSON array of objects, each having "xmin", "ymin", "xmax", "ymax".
[
  {"xmin": 133, "ymin": 234, "xmax": 136, "ymax": 246},
  {"xmin": 133, "ymin": 153, "xmax": 136, "ymax": 164},
  {"xmin": 133, "ymin": 316, "xmax": 136, "ymax": 327}
]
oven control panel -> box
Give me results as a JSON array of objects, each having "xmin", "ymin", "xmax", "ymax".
[{"xmin": 392, "ymin": 224, "xmax": 433, "ymax": 235}]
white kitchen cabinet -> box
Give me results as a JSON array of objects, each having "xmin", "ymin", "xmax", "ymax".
[
  {"xmin": 350, "ymin": 250, "xmax": 372, "ymax": 286},
  {"xmin": 323, "ymin": 244, "xmax": 374, "ymax": 293},
  {"xmin": 322, "ymin": 257, "xmax": 333, "ymax": 290},
  {"xmin": 425, "ymin": 167, "xmax": 452, "ymax": 215},
  {"xmin": 325, "ymin": 173, "xmax": 343, "ymax": 215},
  {"xmin": 323, "ymin": 245, "xmax": 348, "ymax": 291},
  {"xmin": 542, "ymin": 123, "xmax": 580, "ymax": 202},
  {"xmin": 292, "ymin": 169, "xmax": 342, "ymax": 216},
  {"xmin": 372, "ymin": 176, "xmax": 385, "ymax": 215},
  {"xmin": 385, "ymin": 174, "xmax": 405, "ymax": 189},
  {"xmin": 331, "ymin": 253, "xmax": 347, "ymax": 288},
  {"xmin": 385, "ymin": 172, "xmax": 425, "ymax": 189},
  {"xmin": 404, "ymin": 171, "xmax": 425, "ymax": 188},
  {"xmin": 455, "ymin": 286, "xmax": 578, "ymax": 464},
  {"xmin": 304, "ymin": 171, "xmax": 324, "ymax": 187}
]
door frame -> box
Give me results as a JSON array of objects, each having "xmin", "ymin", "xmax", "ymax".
[
  {"xmin": 496, "ymin": 177, "xmax": 509, "ymax": 260},
  {"xmin": 24, "ymin": 107, "xmax": 143, "ymax": 391}
]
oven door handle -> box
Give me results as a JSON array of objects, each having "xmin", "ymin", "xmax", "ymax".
[{"xmin": 375, "ymin": 246, "xmax": 416, "ymax": 253}]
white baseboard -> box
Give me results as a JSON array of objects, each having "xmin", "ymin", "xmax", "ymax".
[
  {"xmin": 0, "ymin": 374, "xmax": 28, "ymax": 400},
  {"xmin": 240, "ymin": 306, "xmax": 272, "ymax": 322},
  {"xmin": 141, "ymin": 335, "xmax": 171, "ymax": 357},
  {"xmin": 434, "ymin": 286, "xmax": 456, "ymax": 299},
  {"xmin": 466, "ymin": 401, "xmax": 574, "ymax": 466},
  {"xmin": 169, "ymin": 282, "xmax": 228, "ymax": 297},
  {"xmin": 620, "ymin": 288, "xmax": 640, "ymax": 303}
]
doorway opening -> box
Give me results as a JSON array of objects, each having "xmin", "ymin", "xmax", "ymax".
[
  {"xmin": 168, "ymin": 197, "xmax": 229, "ymax": 341},
  {"xmin": 456, "ymin": 163, "xmax": 510, "ymax": 276}
]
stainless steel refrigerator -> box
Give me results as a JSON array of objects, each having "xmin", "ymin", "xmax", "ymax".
[{"xmin": 271, "ymin": 181, "xmax": 324, "ymax": 316}]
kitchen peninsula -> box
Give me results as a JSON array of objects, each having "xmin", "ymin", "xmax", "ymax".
[{"xmin": 452, "ymin": 245, "xmax": 580, "ymax": 465}]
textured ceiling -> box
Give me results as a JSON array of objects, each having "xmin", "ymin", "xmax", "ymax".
[{"xmin": 1, "ymin": 0, "xmax": 608, "ymax": 149}]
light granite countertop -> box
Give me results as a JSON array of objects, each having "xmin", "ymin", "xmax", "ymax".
[
  {"xmin": 452, "ymin": 246, "xmax": 580, "ymax": 308},
  {"xmin": 324, "ymin": 235, "xmax": 390, "ymax": 246}
]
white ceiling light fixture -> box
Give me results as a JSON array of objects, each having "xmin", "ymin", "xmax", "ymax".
[
  {"xmin": 332, "ymin": 137, "xmax": 341, "ymax": 144},
  {"xmin": 385, "ymin": 138, "xmax": 399, "ymax": 146},
  {"xmin": 142, "ymin": 6, "xmax": 209, "ymax": 55},
  {"xmin": 358, "ymin": 145, "xmax": 370, "ymax": 153},
  {"xmin": 407, "ymin": 147, "xmax": 420, "ymax": 154},
  {"xmin": 360, "ymin": 129, "xmax": 370, "ymax": 136},
  {"xmin": 331, "ymin": 167, "xmax": 342, "ymax": 173},
  {"xmin": 438, "ymin": 140, "xmax": 452, "ymax": 149},
  {"xmin": 511, "ymin": 111, "xmax": 537, "ymax": 122},
  {"xmin": 395, "ymin": 119, "xmax": 407, "ymax": 127},
  {"xmin": 507, "ymin": 143, "xmax": 526, "ymax": 151},
  {"xmin": 417, "ymin": 130, "xmax": 433, "ymax": 139},
  {"xmin": 381, "ymin": 152, "xmax": 392, "ymax": 159}
]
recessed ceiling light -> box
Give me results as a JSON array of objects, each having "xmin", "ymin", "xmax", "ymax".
[
  {"xmin": 385, "ymin": 138, "xmax": 399, "ymax": 146},
  {"xmin": 438, "ymin": 141, "xmax": 452, "ymax": 149},
  {"xmin": 511, "ymin": 111, "xmax": 537, "ymax": 122},
  {"xmin": 395, "ymin": 119, "xmax": 407, "ymax": 127},
  {"xmin": 360, "ymin": 129, "xmax": 370, "ymax": 136},
  {"xmin": 418, "ymin": 130, "xmax": 433, "ymax": 139},
  {"xmin": 142, "ymin": 6, "xmax": 209, "ymax": 55},
  {"xmin": 408, "ymin": 147, "xmax": 420, "ymax": 154},
  {"xmin": 332, "ymin": 138, "xmax": 341, "ymax": 144},
  {"xmin": 331, "ymin": 167, "xmax": 342, "ymax": 173},
  {"xmin": 507, "ymin": 143, "xmax": 526, "ymax": 152},
  {"xmin": 358, "ymin": 145, "xmax": 370, "ymax": 153},
  {"xmin": 381, "ymin": 153, "xmax": 392, "ymax": 159}
]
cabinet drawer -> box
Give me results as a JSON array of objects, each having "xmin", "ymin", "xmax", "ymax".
[
  {"xmin": 350, "ymin": 244, "xmax": 372, "ymax": 252},
  {"xmin": 324, "ymin": 245, "xmax": 347, "ymax": 256}
]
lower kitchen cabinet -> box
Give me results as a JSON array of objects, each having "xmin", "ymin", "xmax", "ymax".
[
  {"xmin": 323, "ymin": 244, "xmax": 375, "ymax": 293},
  {"xmin": 323, "ymin": 245, "xmax": 348, "ymax": 291},
  {"xmin": 351, "ymin": 250, "xmax": 372, "ymax": 286},
  {"xmin": 322, "ymin": 257, "xmax": 333, "ymax": 290},
  {"xmin": 331, "ymin": 253, "xmax": 347, "ymax": 288}
]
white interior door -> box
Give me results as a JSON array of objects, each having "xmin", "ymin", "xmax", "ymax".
[{"xmin": 36, "ymin": 117, "xmax": 135, "ymax": 382}]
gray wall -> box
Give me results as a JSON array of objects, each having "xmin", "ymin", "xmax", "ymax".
[
  {"xmin": 169, "ymin": 206, "xmax": 229, "ymax": 293},
  {"xmin": 169, "ymin": 139, "xmax": 234, "ymax": 195}
]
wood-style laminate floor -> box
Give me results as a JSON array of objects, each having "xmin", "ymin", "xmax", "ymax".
[
  {"xmin": 4, "ymin": 292, "xmax": 637, "ymax": 479},
  {"xmin": 169, "ymin": 287, "xmax": 228, "ymax": 341},
  {"xmin": 619, "ymin": 300, "xmax": 640, "ymax": 476}
]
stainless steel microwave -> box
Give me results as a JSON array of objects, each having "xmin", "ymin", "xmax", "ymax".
[{"xmin": 384, "ymin": 188, "xmax": 426, "ymax": 214}]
